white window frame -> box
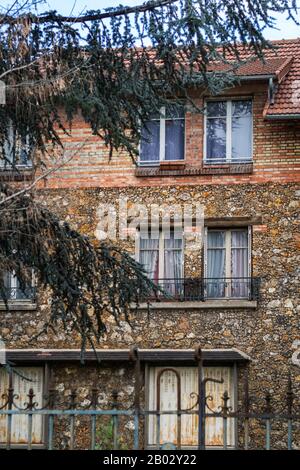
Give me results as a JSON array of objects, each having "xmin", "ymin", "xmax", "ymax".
[
  {"xmin": 203, "ymin": 98, "xmax": 253, "ymax": 164},
  {"xmin": 136, "ymin": 229, "xmax": 184, "ymax": 280},
  {"xmin": 0, "ymin": 123, "xmax": 32, "ymax": 169},
  {"xmin": 204, "ymin": 227, "xmax": 252, "ymax": 298},
  {"xmin": 2, "ymin": 270, "xmax": 35, "ymax": 301},
  {"xmin": 138, "ymin": 106, "xmax": 186, "ymax": 166}
]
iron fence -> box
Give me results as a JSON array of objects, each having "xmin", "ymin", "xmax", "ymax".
[
  {"xmin": 144, "ymin": 277, "xmax": 260, "ymax": 302},
  {"xmin": 0, "ymin": 347, "xmax": 298, "ymax": 450}
]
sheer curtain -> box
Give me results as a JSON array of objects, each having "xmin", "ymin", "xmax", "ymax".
[
  {"xmin": 139, "ymin": 237, "xmax": 159, "ymax": 282},
  {"xmin": 207, "ymin": 231, "xmax": 225, "ymax": 298},
  {"xmin": 164, "ymin": 234, "xmax": 183, "ymax": 297},
  {"xmin": 231, "ymin": 230, "xmax": 248, "ymax": 297}
]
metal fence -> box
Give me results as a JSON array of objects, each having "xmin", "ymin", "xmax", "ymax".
[
  {"xmin": 144, "ymin": 277, "xmax": 260, "ymax": 302},
  {"xmin": 0, "ymin": 347, "xmax": 299, "ymax": 450}
]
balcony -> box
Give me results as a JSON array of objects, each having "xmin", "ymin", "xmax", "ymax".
[{"xmin": 134, "ymin": 277, "xmax": 260, "ymax": 310}]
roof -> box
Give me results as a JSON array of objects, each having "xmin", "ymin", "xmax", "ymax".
[
  {"xmin": 224, "ymin": 39, "xmax": 300, "ymax": 118},
  {"xmin": 5, "ymin": 348, "xmax": 251, "ymax": 364}
]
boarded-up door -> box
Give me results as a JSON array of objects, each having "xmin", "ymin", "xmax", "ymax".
[
  {"xmin": 148, "ymin": 366, "xmax": 234, "ymax": 447},
  {"xmin": 0, "ymin": 367, "xmax": 44, "ymax": 444}
]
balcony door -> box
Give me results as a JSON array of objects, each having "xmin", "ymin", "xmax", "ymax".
[
  {"xmin": 139, "ymin": 230, "xmax": 183, "ymax": 296},
  {"xmin": 205, "ymin": 228, "xmax": 251, "ymax": 298}
]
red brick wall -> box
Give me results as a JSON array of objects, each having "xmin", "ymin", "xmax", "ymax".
[{"xmin": 42, "ymin": 82, "xmax": 300, "ymax": 189}]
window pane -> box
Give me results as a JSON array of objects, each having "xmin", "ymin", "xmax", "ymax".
[
  {"xmin": 140, "ymin": 121, "xmax": 160, "ymax": 163},
  {"xmin": 140, "ymin": 238, "xmax": 159, "ymax": 280},
  {"xmin": 231, "ymin": 115, "xmax": 252, "ymax": 160},
  {"xmin": 208, "ymin": 231, "xmax": 225, "ymax": 248},
  {"xmin": 232, "ymin": 100, "xmax": 252, "ymax": 117},
  {"xmin": 207, "ymin": 101, "xmax": 226, "ymax": 117},
  {"xmin": 165, "ymin": 104, "xmax": 185, "ymax": 119},
  {"xmin": 165, "ymin": 119, "xmax": 184, "ymax": 161},
  {"xmin": 206, "ymin": 118, "xmax": 226, "ymax": 161},
  {"xmin": 231, "ymin": 230, "xmax": 248, "ymax": 248}
]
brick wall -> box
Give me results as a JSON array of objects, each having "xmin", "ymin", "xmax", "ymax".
[{"xmin": 41, "ymin": 81, "xmax": 300, "ymax": 189}]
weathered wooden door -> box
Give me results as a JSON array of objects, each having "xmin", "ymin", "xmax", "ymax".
[
  {"xmin": 0, "ymin": 367, "xmax": 44, "ymax": 444},
  {"xmin": 148, "ymin": 366, "xmax": 234, "ymax": 448}
]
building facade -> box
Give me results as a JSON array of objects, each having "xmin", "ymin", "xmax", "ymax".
[{"xmin": 0, "ymin": 39, "xmax": 300, "ymax": 449}]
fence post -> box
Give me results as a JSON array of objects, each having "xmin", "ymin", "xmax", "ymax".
[
  {"xmin": 287, "ymin": 373, "xmax": 294, "ymax": 451},
  {"xmin": 243, "ymin": 368, "xmax": 250, "ymax": 450},
  {"xmin": 90, "ymin": 384, "xmax": 98, "ymax": 450},
  {"xmin": 112, "ymin": 390, "xmax": 119, "ymax": 450},
  {"xmin": 69, "ymin": 389, "xmax": 77, "ymax": 450},
  {"xmin": 6, "ymin": 368, "xmax": 13, "ymax": 451},
  {"xmin": 195, "ymin": 346, "xmax": 205, "ymax": 450},
  {"xmin": 130, "ymin": 346, "xmax": 140, "ymax": 450},
  {"xmin": 264, "ymin": 391, "xmax": 272, "ymax": 450}
]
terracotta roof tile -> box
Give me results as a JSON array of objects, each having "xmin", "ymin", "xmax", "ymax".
[{"xmin": 231, "ymin": 39, "xmax": 300, "ymax": 117}]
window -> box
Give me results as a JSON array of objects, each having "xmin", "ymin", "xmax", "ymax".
[
  {"xmin": 1, "ymin": 271, "xmax": 35, "ymax": 301},
  {"xmin": 0, "ymin": 367, "xmax": 44, "ymax": 445},
  {"xmin": 138, "ymin": 230, "xmax": 183, "ymax": 295},
  {"xmin": 0, "ymin": 124, "xmax": 32, "ymax": 169},
  {"xmin": 204, "ymin": 228, "xmax": 251, "ymax": 298},
  {"xmin": 205, "ymin": 100, "xmax": 252, "ymax": 164},
  {"xmin": 147, "ymin": 366, "xmax": 234, "ymax": 448},
  {"xmin": 139, "ymin": 105, "xmax": 185, "ymax": 165}
]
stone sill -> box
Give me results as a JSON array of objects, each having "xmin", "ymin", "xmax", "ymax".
[
  {"xmin": 0, "ymin": 301, "xmax": 37, "ymax": 311},
  {"xmin": 131, "ymin": 300, "xmax": 257, "ymax": 310}
]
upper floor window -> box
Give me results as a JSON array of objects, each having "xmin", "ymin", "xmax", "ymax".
[
  {"xmin": 204, "ymin": 100, "xmax": 252, "ymax": 164},
  {"xmin": 0, "ymin": 124, "xmax": 32, "ymax": 169},
  {"xmin": 205, "ymin": 227, "xmax": 251, "ymax": 298},
  {"xmin": 139, "ymin": 105, "xmax": 185, "ymax": 166}
]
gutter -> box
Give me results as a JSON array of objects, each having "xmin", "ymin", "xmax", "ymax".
[{"xmin": 265, "ymin": 113, "xmax": 300, "ymax": 120}]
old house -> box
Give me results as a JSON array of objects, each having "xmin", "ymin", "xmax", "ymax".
[{"xmin": 0, "ymin": 38, "xmax": 299, "ymax": 449}]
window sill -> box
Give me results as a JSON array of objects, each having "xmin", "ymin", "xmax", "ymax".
[
  {"xmin": 131, "ymin": 299, "xmax": 258, "ymax": 310},
  {"xmin": 0, "ymin": 301, "xmax": 37, "ymax": 311},
  {"xmin": 0, "ymin": 167, "xmax": 33, "ymax": 181},
  {"xmin": 135, "ymin": 163, "xmax": 253, "ymax": 177}
]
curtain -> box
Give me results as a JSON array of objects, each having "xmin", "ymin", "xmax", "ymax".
[
  {"xmin": 164, "ymin": 234, "xmax": 183, "ymax": 297},
  {"xmin": 231, "ymin": 230, "xmax": 248, "ymax": 297},
  {"xmin": 165, "ymin": 119, "xmax": 184, "ymax": 161},
  {"xmin": 139, "ymin": 237, "xmax": 159, "ymax": 282},
  {"xmin": 140, "ymin": 121, "xmax": 160, "ymax": 163},
  {"xmin": 207, "ymin": 231, "xmax": 225, "ymax": 298}
]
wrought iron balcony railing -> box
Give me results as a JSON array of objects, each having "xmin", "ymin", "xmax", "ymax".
[
  {"xmin": 0, "ymin": 286, "xmax": 36, "ymax": 302},
  {"xmin": 144, "ymin": 277, "xmax": 260, "ymax": 302}
]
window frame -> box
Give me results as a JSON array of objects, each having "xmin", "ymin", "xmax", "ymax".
[
  {"xmin": 138, "ymin": 106, "xmax": 186, "ymax": 166},
  {"xmin": 203, "ymin": 98, "xmax": 253, "ymax": 165},
  {"xmin": 136, "ymin": 229, "xmax": 184, "ymax": 280},
  {"xmin": 2, "ymin": 270, "xmax": 36, "ymax": 302},
  {"xmin": 204, "ymin": 226, "xmax": 252, "ymax": 299},
  {"xmin": 0, "ymin": 124, "xmax": 32, "ymax": 169}
]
